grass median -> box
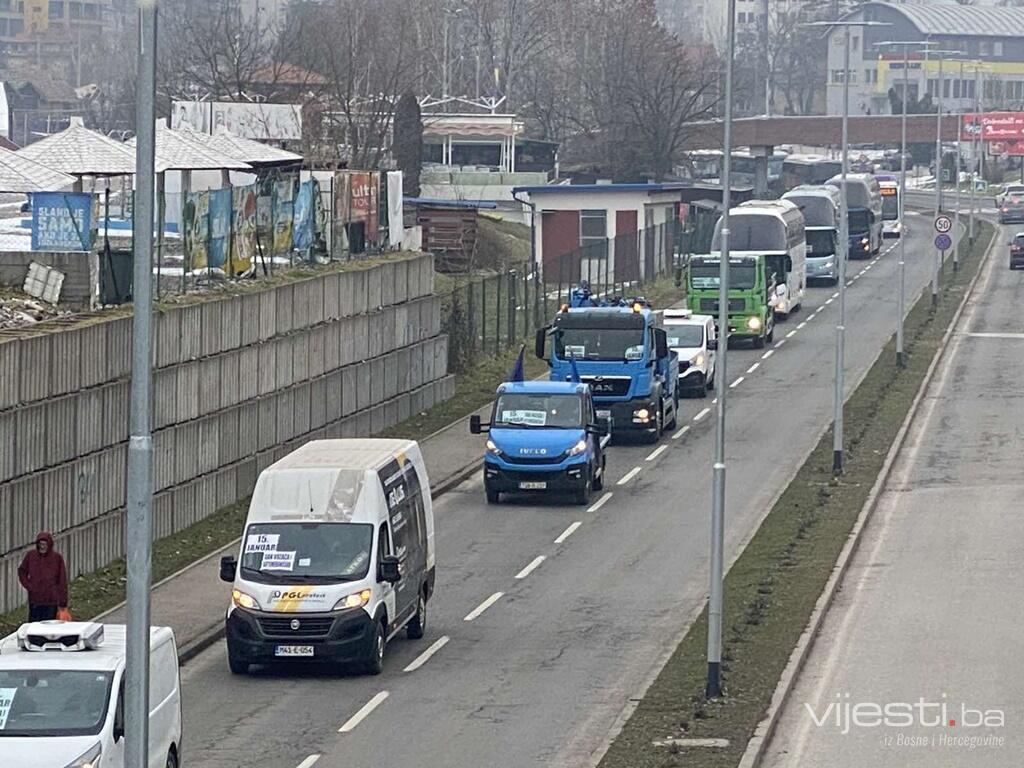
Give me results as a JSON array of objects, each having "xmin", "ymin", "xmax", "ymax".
[{"xmin": 598, "ymin": 223, "xmax": 994, "ymax": 768}]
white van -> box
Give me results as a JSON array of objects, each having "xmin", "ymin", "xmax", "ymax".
[
  {"xmin": 220, "ymin": 439, "xmax": 435, "ymax": 676},
  {"xmin": 662, "ymin": 309, "xmax": 717, "ymax": 397},
  {"xmin": 0, "ymin": 621, "xmax": 182, "ymax": 768}
]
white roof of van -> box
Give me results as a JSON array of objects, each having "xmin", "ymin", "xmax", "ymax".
[
  {"xmin": 0, "ymin": 625, "xmax": 172, "ymax": 671},
  {"xmin": 267, "ymin": 439, "xmax": 418, "ymax": 472}
]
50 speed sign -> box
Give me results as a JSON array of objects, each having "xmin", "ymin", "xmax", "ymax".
[{"xmin": 934, "ymin": 215, "xmax": 952, "ymax": 234}]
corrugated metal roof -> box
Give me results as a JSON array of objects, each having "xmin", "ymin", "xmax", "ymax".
[
  {"xmin": 0, "ymin": 145, "xmax": 75, "ymax": 193},
  {"xmin": 178, "ymin": 125, "xmax": 302, "ymax": 166},
  {"xmin": 129, "ymin": 125, "xmax": 252, "ymax": 173},
  {"xmin": 859, "ymin": 1, "xmax": 1024, "ymax": 38},
  {"xmin": 16, "ymin": 124, "xmax": 136, "ymax": 176}
]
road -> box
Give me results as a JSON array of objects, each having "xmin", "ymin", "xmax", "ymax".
[
  {"xmin": 761, "ymin": 223, "xmax": 1021, "ymax": 767},
  {"xmin": 179, "ymin": 221, "xmax": 949, "ymax": 768}
]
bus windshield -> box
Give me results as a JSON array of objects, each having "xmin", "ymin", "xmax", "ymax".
[
  {"xmin": 882, "ymin": 193, "xmax": 898, "ymax": 220},
  {"xmin": 690, "ymin": 261, "xmax": 757, "ymax": 290},
  {"xmin": 785, "ymin": 196, "xmax": 835, "ymax": 228},
  {"xmin": 806, "ymin": 229, "xmax": 837, "ymax": 257},
  {"xmin": 848, "ymin": 209, "xmax": 871, "ymax": 234},
  {"xmin": 711, "ymin": 215, "xmax": 786, "ymax": 251}
]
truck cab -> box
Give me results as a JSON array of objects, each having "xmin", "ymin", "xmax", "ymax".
[
  {"xmin": 471, "ymin": 381, "xmax": 609, "ymax": 506},
  {"xmin": 662, "ymin": 309, "xmax": 717, "ymax": 397},
  {"xmin": 688, "ymin": 254, "xmax": 776, "ymax": 349},
  {"xmin": 535, "ymin": 301, "xmax": 679, "ymax": 443}
]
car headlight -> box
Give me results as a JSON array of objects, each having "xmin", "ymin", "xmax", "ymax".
[
  {"xmin": 231, "ymin": 588, "xmax": 262, "ymax": 611},
  {"xmin": 568, "ymin": 439, "xmax": 588, "ymax": 456},
  {"xmin": 64, "ymin": 743, "xmax": 102, "ymax": 768},
  {"xmin": 333, "ymin": 589, "xmax": 372, "ymax": 611},
  {"xmin": 693, "ymin": 353, "xmax": 705, "ymax": 367},
  {"xmin": 747, "ymin": 316, "xmax": 762, "ymax": 331},
  {"xmin": 485, "ymin": 439, "xmax": 501, "ymax": 456}
]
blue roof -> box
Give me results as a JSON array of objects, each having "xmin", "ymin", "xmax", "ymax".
[
  {"xmin": 512, "ymin": 183, "xmax": 685, "ymax": 196},
  {"xmin": 403, "ymin": 197, "xmax": 499, "ymax": 209},
  {"xmin": 497, "ymin": 381, "xmax": 586, "ymax": 395}
]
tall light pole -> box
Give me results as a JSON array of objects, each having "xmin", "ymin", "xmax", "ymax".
[
  {"xmin": 876, "ymin": 40, "xmax": 935, "ymax": 368},
  {"xmin": 127, "ymin": 1, "xmax": 158, "ymax": 767},
  {"xmin": 806, "ymin": 17, "xmax": 890, "ymax": 474},
  {"xmin": 707, "ymin": 0, "xmax": 736, "ymax": 702}
]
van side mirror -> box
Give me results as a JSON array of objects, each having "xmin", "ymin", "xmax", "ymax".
[
  {"xmin": 588, "ymin": 418, "xmax": 609, "ymax": 437},
  {"xmin": 219, "ymin": 555, "xmax": 237, "ymax": 583},
  {"xmin": 534, "ymin": 326, "xmax": 548, "ymax": 359},
  {"xmin": 707, "ymin": 338, "xmax": 719, "ymax": 351},
  {"xmin": 469, "ymin": 414, "xmax": 490, "ymax": 434},
  {"xmin": 379, "ymin": 555, "xmax": 401, "ymax": 584},
  {"xmin": 654, "ymin": 328, "xmax": 669, "ymax": 359}
]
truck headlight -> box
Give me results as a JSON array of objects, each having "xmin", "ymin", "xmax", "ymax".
[
  {"xmin": 333, "ymin": 589, "xmax": 372, "ymax": 611},
  {"xmin": 569, "ymin": 439, "xmax": 588, "ymax": 456},
  {"xmin": 747, "ymin": 316, "xmax": 762, "ymax": 331},
  {"xmin": 485, "ymin": 439, "xmax": 502, "ymax": 456},
  {"xmin": 232, "ymin": 588, "xmax": 262, "ymax": 611},
  {"xmin": 64, "ymin": 743, "xmax": 102, "ymax": 768},
  {"xmin": 634, "ymin": 408, "xmax": 651, "ymax": 422}
]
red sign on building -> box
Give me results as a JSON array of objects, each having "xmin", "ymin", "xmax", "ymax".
[{"xmin": 961, "ymin": 112, "xmax": 1024, "ymax": 141}]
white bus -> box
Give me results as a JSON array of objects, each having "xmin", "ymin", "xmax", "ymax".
[
  {"xmin": 713, "ymin": 199, "xmax": 807, "ymax": 319},
  {"xmin": 878, "ymin": 178, "xmax": 901, "ymax": 238},
  {"xmin": 782, "ymin": 185, "xmax": 841, "ymax": 285}
]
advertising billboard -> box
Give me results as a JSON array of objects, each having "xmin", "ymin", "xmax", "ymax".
[
  {"xmin": 961, "ymin": 112, "xmax": 1024, "ymax": 142},
  {"xmin": 172, "ymin": 101, "xmax": 302, "ymax": 141}
]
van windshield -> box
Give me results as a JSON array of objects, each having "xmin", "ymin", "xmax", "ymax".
[
  {"xmin": 0, "ymin": 670, "xmax": 112, "ymax": 737},
  {"xmin": 493, "ymin": 393, "xmax": 583, "ymax": 428},
  {"xmin": 666, "ymin": 325, "xmax": 704, "ymax": 348},
  {"xmin": 241, "ymin": 522, "xmax": 374, "ymax": 584}
]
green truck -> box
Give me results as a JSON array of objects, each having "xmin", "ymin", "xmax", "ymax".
[{"xmin": 687, "ymin": 254, "xmax": 776, "ymax": 348}]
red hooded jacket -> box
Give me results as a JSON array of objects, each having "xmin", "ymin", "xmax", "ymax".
[{"xmin": 18, "ymin": 532, "xmax": 68, "ymax": 607}]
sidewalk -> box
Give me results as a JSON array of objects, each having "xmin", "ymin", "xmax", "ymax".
[{"xmin": 99, "ymin": 405, "xmax": 490, "ymax": 662}]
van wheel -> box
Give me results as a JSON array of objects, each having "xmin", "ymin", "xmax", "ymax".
[
  {"xmin": 485, "ymin": 486, "xmax": 500, "ymax": 504},
  {"xmin": 166, "ymin": 749, "xmax": 179, "ymax": 768},
  {"xmin": 407, "ymin": 592, "xmax": 427, "ymax": 640},
  {"xmin": 593, "ymin": 457, "xmax": 605, "ymax": 491},
  {"xmin": 227, "ymin": 653, "xmax": 248, "ymax": 675},
  {"xmin": 574, "ymin": 476, "xmax": 592, "ymax": 506},
  {"xmin": 363, "ymin": 619, "xmax": 386, "ymax": 675}
]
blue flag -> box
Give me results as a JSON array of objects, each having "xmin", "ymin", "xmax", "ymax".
[
  {"xmin": 569, "ymin": 353, "xmax": 581, "ymax": 384},
  {"xmin": 509, "ymin": 344, "xmax": 526, "ymax": 382}
]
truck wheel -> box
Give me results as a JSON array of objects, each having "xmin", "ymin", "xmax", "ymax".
[
  {"xmin": 575, "ymin": 476, "xmax": 592, "ymax": 506},
  {"xmin": 766, "ymin": 326, "xmax": 775, "ymax": 344},
  {"xmin": 485, "ymin": 486, "xmax": 500, "ymax": 504},
  {"xmin": 644, "ymin": 410, "xmax": 662, "ymax": 443},
  {"xmin": 753, "ymin": 334, "xmax": 765, "ymax": 349},
  {"xmin": 665, "ymin": 400, "xmax": 677, "ymax": 431}
]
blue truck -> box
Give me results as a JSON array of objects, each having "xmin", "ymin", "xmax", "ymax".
[
  {"xmin": 534, "ymin": 297, "xmax": 679, "ymax": 443},
  {"xmin": 470, "ymin": 380, "xmax": 609, "ymax": 505}
]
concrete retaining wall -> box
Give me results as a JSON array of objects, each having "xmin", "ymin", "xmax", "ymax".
[{"xmin": 0, "ymin": 253, "xmax": 452, "ymax": 613}]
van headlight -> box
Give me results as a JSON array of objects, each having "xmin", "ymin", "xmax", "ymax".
[
  {"xmin": 568, "ymin": 439, "xmax": 588, "ymax": 456},
  {"xmin": 693, "ymin": 353, "xmax": 705, "ymax": 367},
  {"xmin": 746, "ymin": 316, "xmax": 762, "ymax": 331},
  {"xmin": 231, "ymin": 588, "xmax": 262, "ymax": 611},
  {"xmin": 485, "ymin": 439, "xmax": 502, "ymax": 456},
  {"xmin": 333, "ymin": 589, "xmax": 372, "ymax": 611},
  {"xmin": 64, "ymin": 743, "xmax": 102, "ymax": 768}
]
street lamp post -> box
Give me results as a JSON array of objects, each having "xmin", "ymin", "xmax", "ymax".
[{"xmin": 806, "ymin": 17, "xmax": 890, "ymax": 474}]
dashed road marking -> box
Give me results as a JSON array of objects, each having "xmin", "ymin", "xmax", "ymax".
[
  {"xmin": 554, "ymin": 521, "xmax": 582, "ymax": 544},
  {"xmin": 403, "ymin": 636, "xmax": 450, "ymax": 672},
  {"xmin": 464, "ymin": 592, "xmax": 504, "ymax": 622},
  {"xmin": 775, "ymin": 339, "xmax": 787, "ymax": 348},
  {"xmin": 515, "ymin": 556, "xmax": 546, "ymax": 580},
  {"xmin": 761, "ymin": 350, "xmax": 774, "ymax": 360},
  {"xmin": 339, "ymin": 692, "xmax": 389, "ymax": 733},
  {"xmin": 588, "ymin": 492, "xmax": 613, "ymax": 512},
  {"xmin": 296, "ymin": 757, "xmax": 321, "ymax": 768},
  {"xmin": 672, "ymin": 425, "xmax": 690, "ymax": 440},
  {"xmin": 646, "ymin": 445, "xmax": 668, "ymax": 462},
  {"xmin": 797, "ymin": 321, "xmax": 807, "ymax": 329},
  {"xmin": 786, "ymin": 330, "xmax": 797, "ymax": 338},
  {"xmin": 730, "ymin": 376, "xmax": 745, "ymax": 388},
  {"xmin": 825, "ymin": 298, "xmax": 834, "ymax": 305},
  {"xmin": 618, "ymin": 466, "xmax": 642, "ymax": 485},
  {"xmin": 746, "ymin": 362, "xmax": 760, "ymax": 373},
  {"xmin": 831, "ymin": 292, "xmax": 839, "ymax": 299},
  {"xmin": 694, "ymin": 407, "xmax": 711, "ymax": 422}
]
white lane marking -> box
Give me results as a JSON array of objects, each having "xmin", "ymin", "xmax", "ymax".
[
  {"xmin": 711, "ymin": 398, "xmax": 718, "ymax": 404},
  {"xmin": 775, "ymin": 338, "xmax": 787, "ymax": 348},
  {"xmin": 694, "ymin": 407, "xmax": 711, "ymax": 422},
  {"xmin": 617, "ymin": 466, "xmax": 642, "ymax": 485},
  {"xmin": 964, "ymin": 332, "xmax": 1024, "ymax": 340},
  {"xmin": 746, "ymin": 362, "xmax": 760, "ymax": 374},
  {"xmin": 403, "ymin": 636, "xmax": 450, "ymax": 672},
  {"xmin": 761, "ymin": 350, "xmax": 774, "ymax": 360},
  {"xmin": 646, "ymin": 444, "xmax": 668, "ymax": 462},
  {"xmin": 796, "ymin": 321, "xmax": 807, "ymax": 329},
  {"xmin": 339, "ymin": 692, "xmax": 389, "ymax": 733},
  {"xmin": 464, "ymin": 592, "xmax": 504, "ymax": 622},
  {"xmin": 825, "ymin": 298, "xmax": 834, "ymax": 305},
  {"xmin": 846, "ymin": 281, "xmax": 854, "ymax": 287},
  {"xmin": 672, "ymin": 425, "xmax": 690, "ymax": 440},
  {"xmin": 864, "ymin": 264, "xmax": 873, "ymax": 271},
  {"xmin": 729, "ymin": 376, "xmax": 745, "ymax": 388},
  {"xmin": 296, "ymin": 757, "xmax": 320, "ymax": 768},
  {"xmin": 515, "ymin": 556, "xmax": 546, "ymax": 580},
  {"xmin": 786, "ymin": 330, "xmax": 797, "ymax": 338},
  {"xmin": 831, "ymin": 292, "xmax": 839, "ymax": 299},
  {"xmin": 554, "ymin": 521, "xmax": 582, "ymax": 544},
  {"xmin": 588, "ymin": 492, "xmax": 613, "ymax": 512}
]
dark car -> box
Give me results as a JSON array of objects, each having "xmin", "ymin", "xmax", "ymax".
[{"xmin": 1010, "ymin": 233, "xmax": 1024, "ymax": 270}]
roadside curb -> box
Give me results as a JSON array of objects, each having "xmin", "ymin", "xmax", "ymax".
[{"xmin": 736, "ymin": 222, "xmax": 997, "ymax": 768}]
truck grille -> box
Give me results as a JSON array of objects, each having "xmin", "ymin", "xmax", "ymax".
[
  {"xmin": 503, "ymin": 454, "xmax": 566, "ymax": 465},
  {"xmin": 581, "ymin": 376, "xmax": 631, "ymax": 397},
  {"xmin": 699, "ymin": 298, "xmax": 745, "ymax": 313},
  {"xmin": 258, "ymin": 616, "xmax": 334, "ymax": 638}
]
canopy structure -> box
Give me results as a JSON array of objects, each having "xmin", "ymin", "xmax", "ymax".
[
  {"xmin": 177, "ymin": 125, "xmax": 302, "ymax": 168},
  {"xmin": 0, "ymin": 145, "xmax": 75, "ymax": 193},
  {"xmin": 129, "ymin": 124, "xmax": 253, "ymax": 173},
  {"xmin": 16, "ymin": 122, "xmax": 136, "ymax": 177}
]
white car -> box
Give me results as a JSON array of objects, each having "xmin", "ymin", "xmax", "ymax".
[{"xmin": 663, "ymin": 309, "xmax": 717, "ymax": 398}]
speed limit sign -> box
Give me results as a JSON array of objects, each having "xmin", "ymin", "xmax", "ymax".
[{"xmin": 935, "ymin": 215, "xmax": 952, "ymax": 234}]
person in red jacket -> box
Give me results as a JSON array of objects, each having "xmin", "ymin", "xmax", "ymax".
[{"xmin": 17, "ymin": 532, "xmax": 68, "ymax": 622}]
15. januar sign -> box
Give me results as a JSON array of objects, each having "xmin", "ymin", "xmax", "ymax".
[{"xmin": 31, "ymin": 192, "xmax": 94, "ymax": 252}]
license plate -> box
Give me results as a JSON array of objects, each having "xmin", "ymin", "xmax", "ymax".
[
  {"xmin": 519, "ymin": 481, "xmax": 547, "ymax": 490},
  {"xmin": 275, "ymin": 645, "xmax": 314, "ymax": 657}
]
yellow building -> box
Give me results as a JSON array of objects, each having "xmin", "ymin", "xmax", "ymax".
[{"xmin": 0, "ymin": 0, "xmax": 123, "ymax": 46}]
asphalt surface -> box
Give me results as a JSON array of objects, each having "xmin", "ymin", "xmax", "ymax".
[
  {"xmin": 762, "ymin": 223, "xmax": 1022, "ymax": 767},
  {"xmin": 179, "ymin": 222, "xmax": 951, "ymax": 768}
]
